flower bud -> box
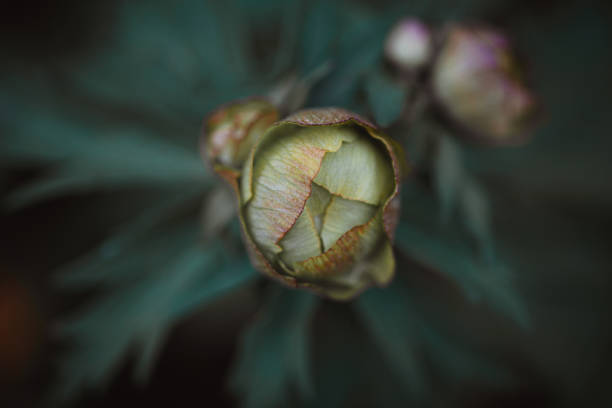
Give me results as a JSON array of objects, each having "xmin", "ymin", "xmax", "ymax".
[
  {"xmin": 432, "ymin": 26, "xmax": 538, "ymax": 144},
  {"xmin": 385, "ymin": 18, "xmax": 433, "ymax": 72},
  {"xmin": 201, "ymin": 99, "xmax": 278, "ymax": 171},
  {"xmin": 232, "ymin": 108, "xmax": 404, "ymax": 300}
]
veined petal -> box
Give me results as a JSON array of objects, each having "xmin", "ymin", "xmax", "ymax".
[
  {"xmin": 314, "ymin": 132, "xmax": 394, "ymax": 205},
  {"xmin": 282, "ymin": 107, "xmax": 376, "ymax": 129},
  {"xmin": 365, "ymin": 128, "xmax": 406, "ymax": 241},
  {"xmin": 305, "ymin": 183, "xmax": 332, "ymax": 233},
  {"xmin": 228, "ymin": 107, "xmax": 404, "ymax": 300},
  {"xmin": 294, "ymin": 210, "xmax": 385, "ymax": 281},
  {"xmin": 311, "ymin": 241, "xmax": 395, "ymax": 300},
  {"xmin": 243, "ymin": 125, "xmax": 358, "ymax": 255},
  {"xmin": 320, "ymin": 195, "xmax": 377, "ymax": 251},
  {"xmin": 279, "ymin": 207, "xmax": 322, "ymax": 266}
]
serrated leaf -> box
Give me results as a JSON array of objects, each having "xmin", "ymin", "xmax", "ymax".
[
  {"xmin": 397, "ymin": 185, "xmax": 530, "ymax": 327},
  {"xmin": 229, "ymin": 287, "xmax": 317, "ymax": 408},
  {"xmin": 395, "ymin": 222, "xmax": 529, "ymax": 327},
  {"xmin": 356, "ymin": 274, "xmax": 513, "ymax": 402},
  {"xmin": 432, "ymin": 134, "xmax": 494, "ymax": 257},
  {"xmin": 1, "ymin": 111, "xmax": 209, "ymax": 209},
  {"xmin": 56, "ymin": 189, "xmax": 204, "ymax": 289},
  {"xmin": 59, "ymin": 0, "xmax": 255, "ymax": 121},
  {"xmin": 49, "ymin": 229, "xmax": 257, "ymax": 404}
]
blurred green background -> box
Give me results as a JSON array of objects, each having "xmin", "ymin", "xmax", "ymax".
[{"xmin": 0, "ymin": 0, "xmax": 610, "ymax": 407}]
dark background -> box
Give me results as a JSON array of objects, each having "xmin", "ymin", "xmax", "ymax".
[{"xmin": 1, "ymin": 0, "xmax": 611, "ymax": 407}]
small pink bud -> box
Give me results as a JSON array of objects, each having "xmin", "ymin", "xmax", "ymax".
[
  {"xmin": 432, "ymin": 26, "xmax": 538, "ymax": 144},
  {"xmin": 385, "ymin": 18, "xmax": 433, "ymax": 71}
]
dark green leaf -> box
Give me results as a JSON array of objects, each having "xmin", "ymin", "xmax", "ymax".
[
  {"xmin": 364, "ymin": 67, "xmax": 406, "ymax": 127},
  {"xmin": 356, "ymin": 275, "xmax": 513, "ymax": 402},
  {"xmin": 49, "ymin": 228, "xmax": 256, "ymax": 404},
  {"xmin": 299, "ymin": 0, "xmax": 339, "ymax": 75},
  {"xmin": 396, "ymin": 222, "xmax": 529, "ymax": 327},
  {"xmin": 356, "ymin": 286, "xmax": 427, "ymax": 402},
  {"xmin": 229, "ymin": 287, "xmax": 317, "ymax": 408},
  {"xmin": 397, "ymin": 185, "xmax": 529, "ymax": 327},
  {"xmin": 56, "ymin": 190, "xmax": 205, "ymax": 289},
  {"xmin": 433, "ymin": 133, "xmax": 464, "ymax": 221}
]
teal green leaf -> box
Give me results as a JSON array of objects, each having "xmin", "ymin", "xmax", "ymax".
[
  {"xmin": 364, "ymin": 67, "xmax": 406, "ymax": 127},
  {"xmin": 458, "ymin": 178, "xmax": 494, "ymax": 260},
  {"xmin": 433, "ymin": 133, "xmax": 464, "ymax": 221},
  {"xmin": 432, "ymin": 133, "xmax": 493, "ymax": 257},
  {"xmin": 299, "ymin": 0, "xmax": 339, "ymax": 75},
  {"xmin": 57, "ymin": 0, "xmax": 257, "ymax": 121},
  {"xmin": 395, "ymin": 224, "xmax": 529, "ymax": 327},
  {"xmin": 307, "ymin": 302, "xmax": 407, "ymax": 408},
  {"xmin": 356, "ymin": 274, "xmax": 513, "ymax": 402},
  {"xmin": 56, "ymin": 190, "xmax": 205, "ymax": 289},
  {"xmin": 267, "ymin": 1, "xmax": 302, "ymax": 78},
  {"xmin": 230, "ymin": 288, "xmax": 317, "ymax": 408},
  {"xmin": 49, "ymin": 227, "xmax": 257, "ymax": 404},
  {"xmin": 308, "ymin": 8, "xmax": 389, "ymax": 108},
  {"xmin": 1, "ymin": 110, "xmax": 209, "ymax": 209},
  {"xmin": 355, "ymin": 285, "xmax": 427, "ymax": 401},
  {"xmin": 397, "ymin": 185, "xmax": 529, "ymax": 327}
]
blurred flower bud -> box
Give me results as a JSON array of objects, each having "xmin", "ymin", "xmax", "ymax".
[
  {"xmin": 201, "ymin": 99, "xmax": 278, "ymax": 171},
  {"xmin": 385, "ymin": 18, "xmax": 433, "ymax": 71},
  {"xmin": 223, "ymin": 108, "xmax": 405, "ymax": 300},
  {"xmin": 0, "ymin": 277, "xmax": 41, "ymax": 383},
  {"xmin": 432, "ymin": 26, "xmax": 538, "ymax": 144}
]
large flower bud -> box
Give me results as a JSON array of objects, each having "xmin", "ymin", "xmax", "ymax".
[
  {"xmin": 385, "ymin": 18, "xmax": 433, "ymax": 72},
  {"xmin": 432, "ymin": 26, "xmax": 538, "ymax": 144},
  {"xmin": 201, "ymin": 99, "xmax": 278, "ymax": 171},
  {"xmin": 234, "ymin": 108, "xmax": 404, "ymax": 300}
]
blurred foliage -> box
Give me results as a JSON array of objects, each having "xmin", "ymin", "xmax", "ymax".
[
  {"xmin": 50, "ymin": 222, "xmax": 256, "ymax": 403},
  {"xmin": 365, "ymin": 67, "xmax": 406, "ymax": 127},
  {"xmin": 0, "ymin": 0, "xmax": 611, "ymax": 407},
  {"xmin": 230, "ymin": 288, "xmax": 317, "ymax": 407}
]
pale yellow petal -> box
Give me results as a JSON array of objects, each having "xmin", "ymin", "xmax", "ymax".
[
  {"xmin": 243, "ymin": 125, "xmax": 358, "ymax": 254},
  {"xmin": 278, "ymin": 207, "xmax": 322, "ymax": 266},
  {"xmin": 313, "ymin": 133, "xmax": 394, "ymax": 205},
  {"xmin": 305, "ymin": 183, "xmax": 332, "ymax": 233},
  {"xmin": 293, "ymin": 210, "xmax": 384, "ymax": 281},
  {"xmin": 320, "ymin": 195, "xmax": 377, "ymax": 251}
]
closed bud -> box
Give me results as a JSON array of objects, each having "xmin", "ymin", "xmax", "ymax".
[
  {"xmin": 385, "ymin": 18, "xmax": 433, "ymax": 72},
  {"xmin": 201, "ymin": 99, "xmax": 278, "ymax": 171},
  {"xmin": 219, "ymin": 108, "xmax": 405, "ymax": 300},
  {"xmin": 432, "ymin": 26, "xmax": 538, "ymax": 144}
]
